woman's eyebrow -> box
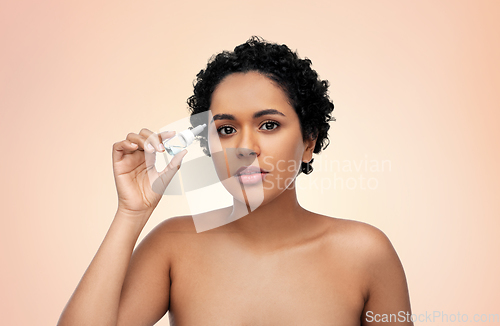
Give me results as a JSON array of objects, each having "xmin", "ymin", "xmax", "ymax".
[
  {"xmin": 211, "ymin": 109, "xmax": 286, "ymax": 124},
  {"xmin": 211, "ymin": 113, "xmax": 235, "ymax": 124},
  {"xmin": 253, "ymin": 109, "xmax": 286, "ymax": 119}
]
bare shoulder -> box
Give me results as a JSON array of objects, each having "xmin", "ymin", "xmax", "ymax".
[
  {"xmin": 153, "ymin": 205, "xmax": 234, "ymax": 234},
  {"xmin": 154, "ymin": 215, "xmax": 198, "ymax": 234},
  {"xmin": 314, "ymin": 214, "xmax": 408, "ymax": 303},
  {"xmin": 143, "ymin": 215, "xmax": 199, "ymax": 252},
  {"xmin": 142, "ymin": 206, "xmax": 234, "ymax": 250},
  {"xmin": 132, "ymin": 215, "xmax": 197, "ymax": 257},
  {"xmin": 314, "ymin": 214, "xmax": 400, "ymax": 266}
]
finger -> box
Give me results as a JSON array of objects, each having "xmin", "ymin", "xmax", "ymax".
[
  {"xmin": 113, "ymin": 140, "xmax": 139, "ymax": 162},
  {"xmin": 140, "ymin": 128, "xmax": 167, "ymax": 153},
  {"xmin": 169, "ymin": 148, "xmax": 188, "ymax": 170},
  {"xmin": 158, "ymin": 130, "xmax": 176, "ymax": 150},
  {"xmin": 144, "ymin": 143, "xmax": 160, "ymax": 171},
  {"xmin": 157, "ymin": 149, "xmax": 188, "ymax": 184},
  {"xmin": 126, "ymin": 132, "xmax": 156, "ymax": 154},
  {"xmin": 158, "ymin": 130, "xmax": 176, "ymax": 142}
]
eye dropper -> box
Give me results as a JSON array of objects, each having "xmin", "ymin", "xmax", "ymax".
[{"xmin": 163, "ymin": 124, "xmax": 207, "ymax": 155}]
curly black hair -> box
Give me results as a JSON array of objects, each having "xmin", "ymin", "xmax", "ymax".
[{"xmin": 188, "ymin": 36, "xmax": 335, "ymax": 174}]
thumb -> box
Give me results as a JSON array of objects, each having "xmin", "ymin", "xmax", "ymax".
[{"xmin": 157, "ymin": 149, "xmax": 188, "ymax": 185}]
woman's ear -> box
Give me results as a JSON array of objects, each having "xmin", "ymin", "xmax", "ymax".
[{"xmin": 302, "ymin": 136, "xmax": 317, "ymax": 163}]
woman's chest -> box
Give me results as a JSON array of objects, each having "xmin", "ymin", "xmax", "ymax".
[{"xmin": 168, "ymin": 239, "xmax": 365, "ymax": 326}]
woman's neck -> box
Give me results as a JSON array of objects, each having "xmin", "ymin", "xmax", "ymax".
[{"xmin": 227, "ymin": 182, "xmax": 313, "ymax": 250}]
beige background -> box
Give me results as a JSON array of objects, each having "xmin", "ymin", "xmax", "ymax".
[{"xmin": 1, "ymin": 0, "xmax": 499, "ymax": 325}]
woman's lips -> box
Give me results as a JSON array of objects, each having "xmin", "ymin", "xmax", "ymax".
[
  {"xmin": 234, "ymin": 166, "xmax": 269, "ymax": 185},
  {"xmin": 237, "ymin": 172, "xmax": 268, "ymax": 185}
]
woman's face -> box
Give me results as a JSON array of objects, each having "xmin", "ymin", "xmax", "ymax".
[{"xmin": 207, "ymin": 71, "xmax": 315, "ymax": 209}]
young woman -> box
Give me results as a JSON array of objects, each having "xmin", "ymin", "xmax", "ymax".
[{"xmin": 59, "ymin": 37, "xmax": 413, "ymax": 326}]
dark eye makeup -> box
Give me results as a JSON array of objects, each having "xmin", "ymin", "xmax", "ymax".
[
  {"xmin": 260, "ymin": 120, "xmax": 280, "ymax": 131},
  {"xmin": 217, "ymin": 125, "xmax": 236, "ymax": 135},
  {"xmin": 216, "ymin": 120, "xmax": 280, "ymax": 136}
]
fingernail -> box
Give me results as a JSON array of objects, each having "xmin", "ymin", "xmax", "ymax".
[
  {"xmin": 147, "ymin": 143, "xmax": 154, "ymax": 151},
  {"xmin": 158, "ymin": 143, "xmax": 165, "ymax": 151}
]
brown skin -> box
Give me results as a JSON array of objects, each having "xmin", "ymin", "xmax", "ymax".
[{"xmin": 59, "ymin": 72, "xmax": 412, "ymax": 326}]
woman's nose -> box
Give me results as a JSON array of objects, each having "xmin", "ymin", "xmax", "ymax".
[
  {"xmin": 236, "ymin": 147, "xmax": 257, "ymax": 158},
  {"xmin": 235, "ymin": 129, "xmax": 260, "ymax": 158}
]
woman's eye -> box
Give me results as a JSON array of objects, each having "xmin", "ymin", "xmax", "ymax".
[
  {"xmin": 260, "ymin": 121, "xmax": 280, "ymax": 131},
  {"xmin": 217, "ymin": 126, "xmax": 236, "ymax": 135}
]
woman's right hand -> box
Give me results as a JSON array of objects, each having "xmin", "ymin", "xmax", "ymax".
[{"xmin": 112, "ymin": 128, "xmax": 187, "ymax": 219}]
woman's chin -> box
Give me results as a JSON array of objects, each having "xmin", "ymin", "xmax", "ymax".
[
  {"xmin": 221, "ymin": 177, "xmax": 263, "ymax": 210},
  {"xmin": 221, "ymin": 175, "xmax": 293, "ymax": 213}
]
